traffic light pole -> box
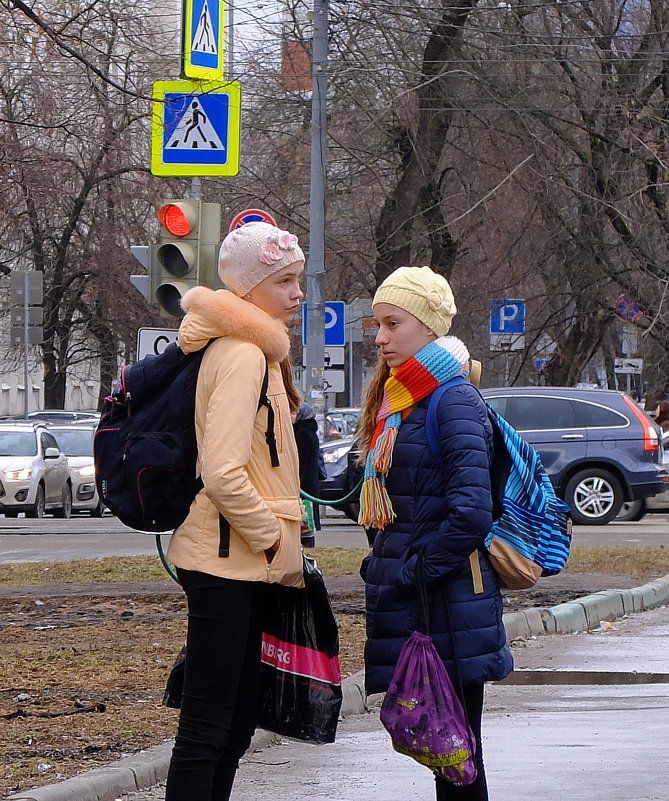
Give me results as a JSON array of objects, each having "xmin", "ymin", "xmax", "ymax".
[
  {"xmin": 304, "ymin": 0, "xmax": 328, "ymax": 426},
  {"xmin": 22, "ymin": 272, "xmax": 29, "ymax": 419}
]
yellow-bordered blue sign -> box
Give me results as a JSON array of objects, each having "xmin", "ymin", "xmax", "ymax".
[
  {"xmin": 150, "ymin": 80, "xmax": 240, "ymax": 177},
  {"xmin": 182, "ymin": 0, "xmax": 224, "ymax": 80}
]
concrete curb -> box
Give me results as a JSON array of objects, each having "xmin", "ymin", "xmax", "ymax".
[
  {"xmin": 9, "ymin": 574, "xmax": 669, "ymax": 801},
  {"xmin": 502, "ymin": 572, "xmax": 669, "ymax": 641}
]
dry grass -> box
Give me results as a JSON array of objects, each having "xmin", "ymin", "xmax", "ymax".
[
  {"xmin": 567, "ymin": 545, "xmax": 669, "ymax": 579},
  {"xmin": 0, "ymin": 573, "xmax": 366, "ymax": 796},
  {"xmin": 0, "ymin": 548, "xmax": 368, "ymax": 588},
  {"xmin": 2, "ymin": 545, "xmax": 668, "ymax": 589}
]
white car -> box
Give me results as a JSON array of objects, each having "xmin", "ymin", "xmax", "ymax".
[
  {"xmin": 0, "ymin": 422, "xmax": 72, "ymax": 518},
  {"xmin": 48, "ymin": 425, "xmax": 104, "ymax": 516}
]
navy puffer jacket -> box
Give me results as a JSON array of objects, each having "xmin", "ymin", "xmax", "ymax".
[{"xmin": 361, "ymin": 381, "xmax": 513, "ymax": 695}]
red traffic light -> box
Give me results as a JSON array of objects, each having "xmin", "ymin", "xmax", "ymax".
[{"xmin": 157, "ymin": 203, "xmax": 196, "ymax": 237}]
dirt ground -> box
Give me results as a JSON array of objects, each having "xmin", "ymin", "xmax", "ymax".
[{"xmin": 0, "ymin": 570, "xmax": 645, "ymax": 797}]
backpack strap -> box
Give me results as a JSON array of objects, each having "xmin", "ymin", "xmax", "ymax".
[
  {"xmin": 258, "ymin": 360, "xmax": 280, "ymax": 468},
  {"xmin": 426, "ymin": 376, "xmax": 485, "ymax": 596},
  {"xmin": 218, "ymin": 359, "xmax": 277, "ymax": 559},
  {"xmin": 425, "ymin": 376, "xmax": 467, "ymax": 466}
]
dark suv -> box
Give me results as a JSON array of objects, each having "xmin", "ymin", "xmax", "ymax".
[{"xmin": 482, "ymin": 387, "xmax": 668, "ymax": 525}]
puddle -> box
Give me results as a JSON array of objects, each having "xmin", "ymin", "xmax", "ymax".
[{"xmin": 500, "ymin": 670, "xmax": 669, "ymax": 685}]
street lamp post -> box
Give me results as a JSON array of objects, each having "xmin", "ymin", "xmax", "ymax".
[{"xmin": 304, "ymin": 0, "xmax": 328, "ymax": 423}]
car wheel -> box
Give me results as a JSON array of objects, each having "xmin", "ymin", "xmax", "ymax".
[
  {"xmin": 26, "ymin": 485, "xmax": 45, "ymax": 519},
  {"xmin": 54, "ymin": 484, "xmax": 72, "ymax": 519},
  {"xmin": 616, "ymin": 499, "xmax": 646, "ymax": 522},
  {"xmin": 564, "ymin": 469, "xmax": 623, "ymax": 525},
  {"xmin": 90, "ymin": 501, "xmax": 105, "ymax": 518},
  {"xmin": 3, "ymin": 510, "xmax": 18, "ymax": 518}
]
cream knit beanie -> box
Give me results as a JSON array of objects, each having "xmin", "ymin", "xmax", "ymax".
[
  {"xmin": 218, "ymin": 221, "xmax": 305, "ymax": 296},
  {"xmin": 372, "ymin": 266, "xmax": 457, "ymax": 337}
]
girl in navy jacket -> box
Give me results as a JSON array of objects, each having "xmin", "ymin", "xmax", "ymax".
[{"xmin": 358, "ymin": 266, "xmax": 513, "ymax": 801}]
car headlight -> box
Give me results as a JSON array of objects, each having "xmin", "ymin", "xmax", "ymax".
[
  {"xmin": 323, "ymin": 445, "xmax": 352, "ymax": 463},
  {"xmin": 75, "ymin": 464, "xmax": 96, "ymax": 477},
  {"xmin": 4, "ymin": 467, "xmax": 32, "ymax": 480}
]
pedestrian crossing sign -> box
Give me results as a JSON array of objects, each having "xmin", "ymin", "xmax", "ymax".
[
  {"xmin": 150, "ymin": 80, "xmax": 241, "ymax": 177},
  {"xmin": 183, "ymin": 0, "xmax": 224, "ymax": 80}
]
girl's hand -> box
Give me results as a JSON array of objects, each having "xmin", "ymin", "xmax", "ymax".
[{"xmin": 264, "ymin": 539, "xmax": 280, "ymax": 562}]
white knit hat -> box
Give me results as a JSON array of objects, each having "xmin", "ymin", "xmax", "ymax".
[{"xmin": 218, "ymin": 222, "xmax": 305, "ymax": 296}]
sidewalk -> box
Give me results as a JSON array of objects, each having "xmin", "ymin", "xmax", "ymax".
[{"xmin": 8, "ymin": 575, "xmax": 669, "ymax": 801}]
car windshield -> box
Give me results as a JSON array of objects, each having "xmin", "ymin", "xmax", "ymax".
[
  {"xmin": 51, "ymin": 429, "xmax": 94, "ymax": 457},
  {"xmin": 0, "ymin": 431, "xmax": 37, "ymax": 456}
]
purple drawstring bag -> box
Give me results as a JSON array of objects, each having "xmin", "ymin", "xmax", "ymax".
[{"xmin": 379, "ymin": 631, "xmax": 478, "ymax": 786}]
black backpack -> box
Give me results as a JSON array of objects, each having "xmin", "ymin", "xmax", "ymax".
[{"xmin": 94, "ymin": 341, "xmax": 278, "ymax": 533}]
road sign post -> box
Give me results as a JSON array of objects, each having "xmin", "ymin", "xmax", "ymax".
[
  {"xmin": 151, "ymin": 80, "xmax": 241, "ymax": 177},
  {"xmin": 10, "ymin": 271, "xmax": 44, "ymax": 418}
]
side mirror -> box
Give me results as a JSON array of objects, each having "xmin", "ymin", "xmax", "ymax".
[{"xmin": 44, "ymin": 447, "xmax": 61, "ymax": 459}]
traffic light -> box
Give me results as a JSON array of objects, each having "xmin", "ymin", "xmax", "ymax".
[{"xmin": 152, "ymin": 200, "xmax": 222, "ymax": 316}]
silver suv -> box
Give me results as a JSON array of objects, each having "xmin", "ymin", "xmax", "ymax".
[{"xmin": 0, "ymin": 422, "xmax": 72, "ymax": 518}]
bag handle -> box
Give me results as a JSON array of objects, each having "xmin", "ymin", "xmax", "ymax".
[
  {"xmin": 415, "ymin": 552, "xmax": 431, "ymax": 634},
  {"xmin": 442, "ymin": 583, "xmax": 477, "ymax": 761}
]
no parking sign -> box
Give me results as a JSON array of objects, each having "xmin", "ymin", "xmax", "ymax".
[{"xmin": 229, "ymin": 209, "xmax": 277, "ymax": 230}]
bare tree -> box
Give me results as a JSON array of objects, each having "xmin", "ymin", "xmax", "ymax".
[{"xmin": 0, "ymin": 0, "xmax": 175, "ymax": 406}]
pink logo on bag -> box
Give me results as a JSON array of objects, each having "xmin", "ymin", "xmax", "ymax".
[{"xmin": 261, "ymin": 633, "xmax": 341, "ymax": 685}]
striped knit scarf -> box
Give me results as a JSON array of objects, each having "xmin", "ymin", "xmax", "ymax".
[{"xmin": 358, "ymin": 336, "xmax": 470, "ymax": 530}]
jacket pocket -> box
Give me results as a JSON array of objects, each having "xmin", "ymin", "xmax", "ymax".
[{"xmin": 265, "ymin": 498, "xmax": 304, "ymax": 587}]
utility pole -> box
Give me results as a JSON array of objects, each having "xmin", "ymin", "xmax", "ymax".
[{"xmin": 304, "ymin": 0, "xmax": 328, "ymax": 425}]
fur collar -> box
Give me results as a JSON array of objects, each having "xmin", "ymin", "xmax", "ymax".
[{"xmin": 178, "ymin": 287, "xmax": 291, "ymax": 363}]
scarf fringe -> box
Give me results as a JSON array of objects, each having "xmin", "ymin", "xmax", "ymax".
[
  {"xmin": 373, "ymin": 426, "xmax": 397, "ymax": 473},
  {"xmin": 358, "ymin": 475, "xmax": 396, "ymax": 530}
]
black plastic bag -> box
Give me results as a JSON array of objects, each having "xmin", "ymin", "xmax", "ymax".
[
  {"xmin": 258, "ymin": 556, "xmax": 342, "ymax": 743},
  {"xmin": 162, "ymin": 559, "xmax": 342, "ymax": 744}
]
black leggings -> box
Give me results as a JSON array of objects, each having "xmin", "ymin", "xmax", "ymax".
[
  {"xmin": 165, "ymin": 570, "xmax": 267, "ymax": 801},
  {"xmin": 435, "ymin": 683, "xmax": 488, "ymax": 801}
]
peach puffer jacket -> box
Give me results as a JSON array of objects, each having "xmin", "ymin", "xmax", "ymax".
[{"xmin": 166, "ymin": 286, "xmax": 304, "ymax": 587}]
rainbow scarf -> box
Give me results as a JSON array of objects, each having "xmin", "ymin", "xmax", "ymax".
[{"xmin": 358, "ymin": 336, "xmax": 470, "ymax": 530}]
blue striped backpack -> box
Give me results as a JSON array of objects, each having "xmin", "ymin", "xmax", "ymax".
[{"xmin": 426, "ymin": 377, "xmax": 572, "ymax": 590}]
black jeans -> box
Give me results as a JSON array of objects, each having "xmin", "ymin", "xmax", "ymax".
[
  {"xmin": 165, "ymin": 570, "xmax": 267, "ymax": 801},
  {"xmin": 435, "ymin": 683, "xmax": 488, "ymax": 801}
]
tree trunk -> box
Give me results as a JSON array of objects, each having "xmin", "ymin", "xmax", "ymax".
[{"xmin": 374, "ymin": 1, "xmax": 476, "ymax": 283}]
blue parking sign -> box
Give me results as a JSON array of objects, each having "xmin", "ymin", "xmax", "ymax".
[
  {"xmin": 302, "ymin": 302, "xmax": 346, "ymax": 347},
  {"xmin": 490, "ymin": 299, "xmax": 525, "ymax": 334}
]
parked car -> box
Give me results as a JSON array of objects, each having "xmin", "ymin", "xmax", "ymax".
[
  {"xmin": 482, "ymin": 387, "xmax": 668, "ymax": 525},
  {"xmin": 318, "ymin": 436, "xmax": 359, "ymax": 521},
  {"xmin": 47, "ymin": 425, "xmax": 104, "ymax": 516},
  {"xmin": 0, "ymin": 422, "xmax": 72, "ymax": 518},
  {"xmin": 324, "ymin": 407, "xmax": 361, "ymax": 440},
  {"xmin": 617, "ymin": 430, "xmax": 669, "ymax": 520},
  {"xmin": 24, "ymin": 410, "xmax": 100, "ymax": 424}
]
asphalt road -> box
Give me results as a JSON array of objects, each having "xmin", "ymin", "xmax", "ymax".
[{"xmin": 0, "ymin": 509, "xmax": 667, "ymax": 563}]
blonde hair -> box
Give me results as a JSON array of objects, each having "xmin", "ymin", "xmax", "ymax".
[{"xmin": 356, "ymin": 356, "xmax": 390, "ymax": 461}]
